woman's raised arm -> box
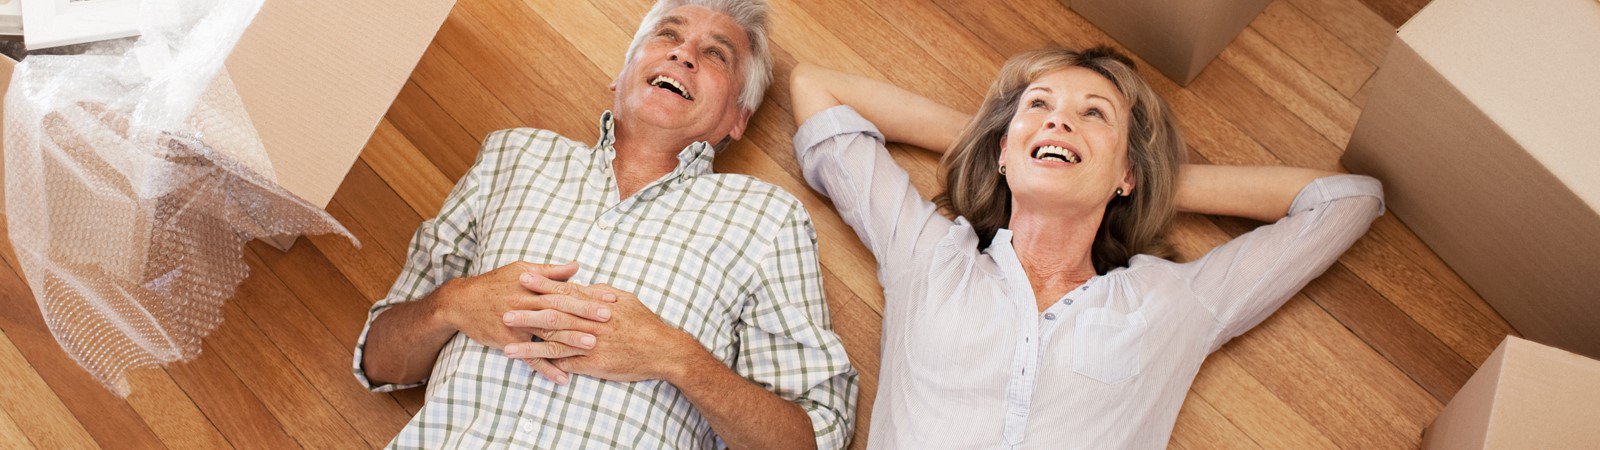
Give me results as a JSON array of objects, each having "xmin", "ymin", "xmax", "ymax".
[
  {"xmin": 789, "ymin": 63, "xmax": 971, "ymax": 153},
  {"xmin": 1174, "ymin": 164, "xmax": 1341, "ymax": 223}
]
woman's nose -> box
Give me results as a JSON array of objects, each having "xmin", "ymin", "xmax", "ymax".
[{"xmin": 1045, "ymin": 116, "xmax": 1072, "ymax": 132}]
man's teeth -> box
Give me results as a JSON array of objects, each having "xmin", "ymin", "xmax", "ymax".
[
  {"xmin": 1034, "ymin": 145, "xmax": 1080, "ymax": 163},
  {"xmin": 650, "ymin": 75, "xmax": 692, "ymax": 100}
]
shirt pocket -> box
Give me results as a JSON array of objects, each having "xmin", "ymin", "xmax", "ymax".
[{"xmin": 1072, "ymin": 308, "xmax": 1148, "ymax": 384}]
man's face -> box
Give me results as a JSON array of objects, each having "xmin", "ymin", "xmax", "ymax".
[{"xmin": 613, "ymin": 5, "xmax": 752, "ymax": 145}]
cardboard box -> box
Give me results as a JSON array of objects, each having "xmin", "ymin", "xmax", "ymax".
[
  {"xmin": 1342, "ymin": 0, "xmax": 1600, "ymax": 359},
  {"xmin": 1069, "ymin": 0, "xmax": 1271, "ymax": 85},
  {"xmin": 2, "ymin": 0, "xmax": 456, "ymax": 250},
  {"xmin": 1422, "ymin": 336, "xmax": 1600, "ymax": 449}
]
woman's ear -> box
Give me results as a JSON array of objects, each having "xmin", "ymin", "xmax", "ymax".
[
  {"xmin": 998, "ymin": 134, "xmax": 1010, "ymax": 165},
  {"xmin": 1121, "ymin": 166, "xmax": 1136, "ymax": 194}
]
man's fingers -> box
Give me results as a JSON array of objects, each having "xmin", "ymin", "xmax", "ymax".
[
  {"xmin": 503, "ymin": 310, "xmax": 599, "ymax": 333},
  {"xmin": 536, "ymin": 330, "xmax": 597, "ymax": 350},
  {"xmin": 577, "ymin": 284, "xmax": 622, "ymax": 303},
  {"xmin": 516, "ymin": 260, "xmax": 579, "ymax": 281},
  {"xmin": 505, "ymin": 341, "xmax": 588, "ymax": 359},
  {"xmin": 520, "ymin": 270, "xmax": 578, "ymax": 296},
  {"xmin": 522, "ymin": 358, "xmax": 570, "ymax": 385},
  {"xmin": 520, "ymin": 294, "xmax": 612, "ymax": 322}
]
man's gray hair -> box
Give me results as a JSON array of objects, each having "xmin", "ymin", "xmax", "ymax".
[{"xmin": 623, "ymin": 0, "xmax": 773, "ymax": 112}]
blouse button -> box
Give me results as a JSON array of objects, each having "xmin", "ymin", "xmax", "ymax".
[
  {"xmin": 1062, "ymin": 298, "xmax": 1074, "ymax": 306},
  {"xmin": 1044, "ymin": 313, "xmax": 1058, "ymax": 321}
]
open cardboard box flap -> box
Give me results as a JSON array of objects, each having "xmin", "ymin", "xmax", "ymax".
[{"xmin": 1, "ymin": 0, "xmax": 456, "ymax": 214}]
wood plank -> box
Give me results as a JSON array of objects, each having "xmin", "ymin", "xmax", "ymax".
[
  {"xmin": 123, "ymin": 368, "xmax": 233, "ymax": 449},
  {"xmin": 1219, "ymin": 28, "xmax": 1360, "ymax": 148},
  {"xmin": 0, "ymin": 405, "xmax": 35, "ymax": 450},
  {"xmin": 1338, "ymin": 216, "xmax": 1513, "ymax": 363},
  {"xmin": 407, "ymin": 42, "xmax": 527, "ymax": 141},
  {"xmin": 164, "ymin": 344, "xmax": 300, "ymax": 449},
  {"xmin": 0, "ymin": 329, "xmax": 97, "ymax": 449},
  {"xmin": 359, "ymin": 119, "xmax": 454, "ymax": 218},
  {"xmin": 236, "ymin": 251, "xmax": 413, "ymax": 446},
  {"xmin": 1297, "ymin": 263, "xmax": 1476, "ymax": 402},
  {"xmin": 1285, "ymin": 0, "xmax": 1396, "ymax": 65},
  {"xmin": 1186, "ymin": 60, "xmax": 1344, "ymax": 172},
  {"xmin": 386, "ymin": 80, "xmax": 482, "ymax": 181},
  {"xmin": 1251, "ymin": 1, "xmax": 1377, "ymax": 98},
  {"xmin": 247, "ymin": 240, "xmax": 376, "ymax": 352},
  {"xmin": 329, "ymin": 160, "xmax": 426, "ymax": 264},
  {"xmin": 1190, "ymin": 352, "xmax": 1340, "ymax": 449},
  {"xmin": 308, "ymin": 200, "xmax": 406, "ymax": 302},
  {"xmin": 1169, "ymin": 390, "xmax": 1261, "ymax": 450},
  {"xmin": 1358, "ymin": 0, "xmax": 1432, "ymax": 27},
  {"xmin": 204, "ymin": 301, "xmax": 366, "ymax": 448}
]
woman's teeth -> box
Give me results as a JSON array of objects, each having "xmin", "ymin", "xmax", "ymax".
[{"xmin": 1032, "ymin": 145, "xmax": 1079, "ymax": 163}]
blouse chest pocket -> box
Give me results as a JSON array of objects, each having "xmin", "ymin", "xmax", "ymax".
[{"xmin": 1072, "ymin": 308, "xmax": 1148, "ymax": 384}]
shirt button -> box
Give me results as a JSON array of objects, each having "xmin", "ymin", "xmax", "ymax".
[
  {"xmin": 1044, "ymin": 313, "xmax": 1058, "ymax": 320},
  {"xmin": 597, "ymin": 219, "xmax": 613, "ymax": 230},
  {"xmin": 521, "ymin": 420, "xmax": 534, "ymax": 433}
]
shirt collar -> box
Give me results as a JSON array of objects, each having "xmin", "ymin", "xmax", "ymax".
[{"xmin": 595, "ymin": 110, "xmax": 716, "ymax": 179}]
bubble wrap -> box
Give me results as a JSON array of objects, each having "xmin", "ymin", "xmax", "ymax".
[{"xmin": 3, "ymin": 0, "xmax": 358, "ymax": 396}]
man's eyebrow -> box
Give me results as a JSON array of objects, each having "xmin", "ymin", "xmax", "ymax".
[{"xmin": 656, "ymin": 15, "xmax": 686, "ymax": 30}]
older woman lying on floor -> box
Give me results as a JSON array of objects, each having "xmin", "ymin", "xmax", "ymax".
[{"xmin": 789, "ymin": 46, "xmax": 1384, "ymax": 449}]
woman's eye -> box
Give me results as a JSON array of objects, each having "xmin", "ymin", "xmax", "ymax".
[
  {"xmin": 1085, "ymin": 108, "xmax": 1105, "ymax": 119},
  {"xmin": 1029, "ymin": 99, "xmax": 1047, "ymax": 108}
]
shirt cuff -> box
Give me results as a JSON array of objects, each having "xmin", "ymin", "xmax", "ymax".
[
  {"xmin": 1287, "ymin": 174, "xmax": 1386, "ymax": 216},
  {"xmin": 792, "ymin": 105, "xmax": 885, "ymax": 161}
]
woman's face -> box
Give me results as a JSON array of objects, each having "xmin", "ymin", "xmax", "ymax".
[{"xmin": 999, "ymin": 67, "xmax": 1134, "ymax": 214}]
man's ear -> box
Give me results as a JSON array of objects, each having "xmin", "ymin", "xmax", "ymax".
[{"xmin": 727, "ymin": 108, "xmax": 754, "ymax": 141}]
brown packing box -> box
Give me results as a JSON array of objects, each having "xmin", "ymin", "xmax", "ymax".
[
  {"xmin": 1422, "ymin": 336, "xmax": 1600, "ymax": 448},
  {"xmin": 1, "ymin": 0, "xmax": 456, "ymax": 250},
  {"xmin": 1342, "ymin": 0, "xmax": 1600, "ymax": 358},
  {"xmin": 1068, "ymin": 0, "xmax": 1271, "ymax": 85}
]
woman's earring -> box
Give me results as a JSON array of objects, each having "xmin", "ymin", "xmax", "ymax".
[
  {"xmin": 998, "ymin": 165, "xmax": 1007, "ymax": 176},
  {"xmin": 1115, "ymin": 187, "xmax": 1125, "ymax": 196}
]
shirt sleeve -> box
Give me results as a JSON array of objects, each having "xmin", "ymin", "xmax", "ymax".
[
  {"xmin": 732, "ymin": 203, "xmax": 859, "ymax": 450},
  {"xmin": 793, "ymin": 105, "xmax": 955, "ymax": 290},
  {"xmin": 350, "ymin": 132, "xmax": 495, "ymax": 392},
  {"xmin": 1171, "ymin": 174, "xmax": 1386, "ymax": 347}
]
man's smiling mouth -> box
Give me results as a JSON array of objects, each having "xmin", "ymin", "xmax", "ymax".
[{"xmin": 649, "ymin": 75, "xmax": 693, "ymax": 101}]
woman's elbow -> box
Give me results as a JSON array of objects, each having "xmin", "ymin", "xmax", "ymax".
[{"xmin": 788, "ymin": 62, "xmax": 839, "ymax": 125}]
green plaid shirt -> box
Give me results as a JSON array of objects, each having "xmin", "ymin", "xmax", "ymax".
[{"xmin": 353, "ymin": 112, "xmax": 858, "ymax": 449}]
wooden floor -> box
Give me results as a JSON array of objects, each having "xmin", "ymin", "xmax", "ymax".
[{"xmin": 0, "ymin": 0, "xmax": 1521, "ymax": 448}]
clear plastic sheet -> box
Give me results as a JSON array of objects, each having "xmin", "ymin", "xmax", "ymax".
[{"xmin": 3, "ymin": 0, "xmax": 358, "ymax": 395}]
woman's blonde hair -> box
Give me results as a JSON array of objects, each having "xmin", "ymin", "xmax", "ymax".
[{"xmin": 934, "ymin": 46, "xmax": 1185, "ymax": 273}]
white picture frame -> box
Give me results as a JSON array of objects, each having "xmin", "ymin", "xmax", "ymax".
[
  {"xmin": 0, "ymin": 0, "xmax": 23, "ymax": 36},
  {"xmin": 22, "ymin": 0, "xmax": 140, "ymax": 49}
]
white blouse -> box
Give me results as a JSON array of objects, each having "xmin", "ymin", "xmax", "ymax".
[{"xmin": 794, "ymin": 106, "xmax": 1385, "ymax": 449}]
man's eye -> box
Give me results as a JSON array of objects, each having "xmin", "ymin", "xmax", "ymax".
[
  {"xmin": 658, "ymin": 29, "xmax": 678, "ymax": 40},
  {"xmin": 707, "ymin": 48, "xmax": 726, "ymax": 62}
]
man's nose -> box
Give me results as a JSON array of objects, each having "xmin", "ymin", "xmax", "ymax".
[{"xmin": 668, "ymin": 47, "xmax": 696, "ymax": 71}]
